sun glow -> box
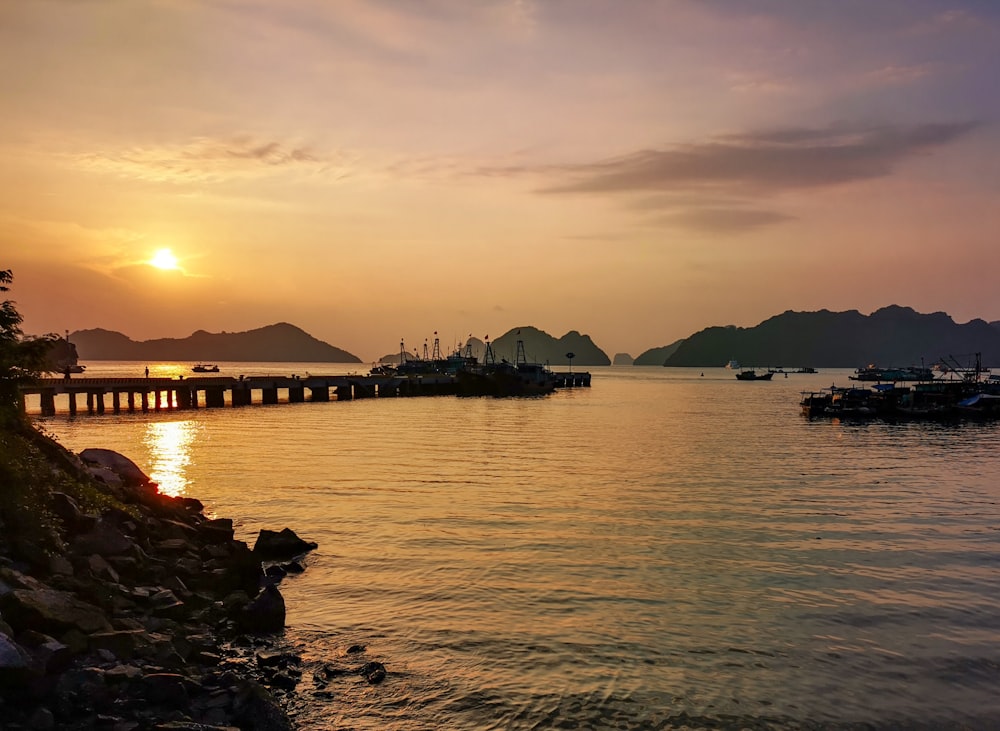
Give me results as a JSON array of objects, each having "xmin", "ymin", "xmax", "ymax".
[{"xmin": 149, "ymin": 248, "xmax": 179, "ymax": 270}]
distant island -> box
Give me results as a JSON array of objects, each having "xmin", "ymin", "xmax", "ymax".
[
  {"xmin": 70, "ymin": 322, "xmax": 362, "ymax": 363},
  {"xmin": 60, "ymin": 306, "xmax": 1000, "ymax": 369},
  {"xmin": 380, "ymin": 327, "xmax": 611, "ymax": 367},
  {"xmin": 636, "ymin": 306, "xmax": 1000, "ymax": 368}
]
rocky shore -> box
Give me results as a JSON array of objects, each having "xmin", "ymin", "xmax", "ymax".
[{"xmin": 0, "ymin": 427, "xmax": 332, "ymax": 730}]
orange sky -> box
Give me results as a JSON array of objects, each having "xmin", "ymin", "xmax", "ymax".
[{"xmin": 3, "ymin": 1, "xmax": 999, "ymax": 362}]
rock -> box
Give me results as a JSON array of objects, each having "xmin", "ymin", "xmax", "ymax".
[
  {"xmin": 79, "ymin": 449, "xmax": 153, "ymax": 488},
  {"xmin": 2, "ymin": 587, "xmax": 112, "ymax": 635},
  {"xmin": 231, "ymin": 679, "xmax": 294, "ymax": 731},
  {"xmin": 236, "ymin": 585, "xmax": 285, "ymax": 634},
  {"xmin": 87, "ymin": 554, "xmax": 120, "ymax": 583},
  {"xmin": 27, "ymin": 705, "xmax": 56, "ymax": 729},
  {"xmin": 198, "ymin": 519, "xmax": 235, "ymax": 544},
  {"xmin": 0, "ymin": 631, "xmax": 31, "ymax": 687},
  {"xmin": 358, "ymin": 660, "xmax": 386, "ymax": 684},
  {"xmin": 89, "ymin": 629, "xmax": 152, "ymax": 661},
  {"xmin": 50, "ymin": 492, "xmax": 96, "ymax": 533},
  {"xmin": 48, "ymin": 555, "xmax": 74, "ymax": 576},
  {"xmin": 141, "ymin": 671, "xmax": 189, "ymax": 705},
  {"xmin": 251, "ymin": 528, "xmax": 317, "ymax": 561},
  {"xmin": 73, "ymin": 519, "xmax": 136, "ymax": 557}
]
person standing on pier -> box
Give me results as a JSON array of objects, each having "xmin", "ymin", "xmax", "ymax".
[{"xmin": 145, "ymin": 366, "xmax": 149, "ymax": 378}]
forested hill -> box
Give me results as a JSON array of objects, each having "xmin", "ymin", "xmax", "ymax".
[
  {"xmin": 491, "ymin": 327, "xmax": 610, "ymax": 366},
  {"xmin": 662, "ymin": 306, "xmax": 1000, "ymax": 368},
  {"xmin": 70, "ymin": 322, "xmax": 362, "ymax": 363}
]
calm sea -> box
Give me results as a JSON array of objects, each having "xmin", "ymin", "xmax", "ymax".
[{"xmin": 32, "ymin": 363, "xmax": 1000, "ymax": 730}]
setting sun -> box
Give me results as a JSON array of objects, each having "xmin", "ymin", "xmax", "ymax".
[{"xmin": 149, "ymin": 248, "xmax": 179, "ymax": 271}]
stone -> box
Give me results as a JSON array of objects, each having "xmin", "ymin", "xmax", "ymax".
[
  {"xmin": 73, "ymin": 519, "xmax": 135, "ymax": 557},
  {"xmin": 79, "ymin": 449, "xmax": 152, "ymax": 488},
  {"xmin": 141, "ymin": 672, "xmax": 189, "ymax": 705},
  {"xmin": 251, "ymin": 528, "xmax": 317, "ymax": 560},
  {"xmin": 27, "ymin": 705, "xmax": 55, "ymax": 729},
  {"xmin": 3, "ymin": 587, "xmax": 112, "ymax": 635},
  {"xmin": 236, "ymin": 585, "xmax": 285, "ymax": 634},
  {"xmin": 89, "ymin": 630, "xmax": 151, "ymax": 661},
  {"xmin": 0, "ymin": 631, "xmax": 30, "ymax": 687},
  {"xmin": 87, "ymin": 554, "xmax": 120, "ymax": 583},
  {"xmin": 198, "ymin": 518, "xmax": 235, "ymax": 544},
  {"xmin": 358, "ymin": 660, "xmax": 386, "ymax": 684}
]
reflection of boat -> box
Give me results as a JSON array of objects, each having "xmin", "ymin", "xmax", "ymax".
[
  {"xmin": 735, "ymin": 369, "xmax": 773, "ymax": 381},
  {"xmin": 192, "ymin": 364, "xmax": 220, "ymax": 373}
]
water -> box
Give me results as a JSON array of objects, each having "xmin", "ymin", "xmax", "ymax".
[{"xmin": 33, "ymin": 364, "xmax": 1000, "ymax": 729}]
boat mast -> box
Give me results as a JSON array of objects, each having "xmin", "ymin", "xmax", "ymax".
[
  {"xmin": 431, "ymin": 331, "xmax": 441, "ymax": 360},
  {"xmin": 483, "ymin": 336, "xmax": 496, "ymax": 365},
  {"xmin": 516, "ymin": 337, "xmax": 527, "ymax": 366}
]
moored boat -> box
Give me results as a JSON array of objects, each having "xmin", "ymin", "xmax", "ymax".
[
  {"xmin": 192, "ymin": 364, "xmax": 220, "ymax": 373},
  {"xmin": 735, "ymin": 369, "xmax": 773, "ymax": 381},
  {"xmin": 456, "ymin": 337, "xmax": 556, "ymax": 397},
  {"xmin": 850, "ymin": 364, "xmax": 933, "ymax": 382}
]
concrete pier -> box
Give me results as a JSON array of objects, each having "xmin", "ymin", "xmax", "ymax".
[{"xmin": 20, "ymin": 369, "xmax": 590, "ymax": 416}]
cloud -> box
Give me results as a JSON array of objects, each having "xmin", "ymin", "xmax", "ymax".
[
  {"xmin": 653, "ymin": 207, "xmax": 794, "ymax": 234},
  {"xmin": 538, "ymin": 121, "xmax": 978, "ymax": 196},
  {"xmin": 75, "ymin": 136, "xmax": 335, "ymax": 184}
]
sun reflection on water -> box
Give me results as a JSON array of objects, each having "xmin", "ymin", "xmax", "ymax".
[{"xmin": 144, "ymin": 420, "xmax": 198, "ymax": 497}]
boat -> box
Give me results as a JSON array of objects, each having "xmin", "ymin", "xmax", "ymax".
[
  {"xmin": 850, "ymin": 364, "xmax": 933, "ymax": 382},
  {"xmin": 725, "ymin": 359, "xmax": 740, "ymax": 370},
  {"xmin": 192, "ymin": 364, "xmax": 220, "ymax": 373},
  {"xmin": 735, "ymin": 369, "xmax": 773, "ymax": 381},
  {"xmin": 456, "ymin": 337, "xmax": 556, "ymax": 396}
]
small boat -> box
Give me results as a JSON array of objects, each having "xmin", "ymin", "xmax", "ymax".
[
  {"xmin": 192, "ymin": 364, "xmax": 220, "ymax": 373},
  {"xmin": 735, "ymin": 369, "xmax": 773, "ymax": 381}
]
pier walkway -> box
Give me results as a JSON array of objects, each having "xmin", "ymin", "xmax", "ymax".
[{"xmin": 20, "ymin": 370, "xmax": 590, "ymax": 416}]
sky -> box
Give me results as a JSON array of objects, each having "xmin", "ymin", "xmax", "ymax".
[{"xmin": 3, "ymin": 0, "xmax": 999, "ymax": 362}]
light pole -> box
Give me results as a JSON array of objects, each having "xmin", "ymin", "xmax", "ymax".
[{"xmin": 566, "ymin": 352, "xmax": 575, "ymax": 374}]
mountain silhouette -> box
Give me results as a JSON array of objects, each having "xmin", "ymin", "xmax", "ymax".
[
  {"xmin": 661, "ymin": 306, "xmax": 1000, "ymax": 368},
  {"xmin": 634, "ymin": 338, "xmax": 685, "ymax": 366},
  {"xmin": 490, "ymin": 327, "xmax": 610, "ymax": 366},
  {"xmin": 70, "ymin": 323, "xmax": 361, "ymax": 363}
]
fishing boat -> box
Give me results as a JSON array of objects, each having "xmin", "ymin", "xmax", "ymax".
[
  {"xmin": 850, "ymin": 365, "xmax": 933, "ymax": 382},
  {"xmin": 735, "ymin": 368, "xmax": 773, "ymax": 381},
  {"xmin": 192, "ymin": 364, "xmax": 220, "ymax": 373},
  {"xmin": 456, "ymin": 337, "xmax": 556, "ymax": 396}
]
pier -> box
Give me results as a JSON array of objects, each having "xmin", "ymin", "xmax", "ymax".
[{"xmin": 20, "ymin": 370, "xmax": 589, "ymax": 416}]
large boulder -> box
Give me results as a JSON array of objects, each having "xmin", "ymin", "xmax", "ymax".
[
  {"xmin": 237, "ymin": 585, "xmax": 286, "ymax": 634},
  {"xmin": 1, "ymin": 587, "xmax": 112, "ymax": 635},
  {"xmin": 79, "ymin": 448, "xmax": 151, "ymax": 488},
  {"xmin": 252, "ymin": 528, "xmax": 317, "ymax": 561}
]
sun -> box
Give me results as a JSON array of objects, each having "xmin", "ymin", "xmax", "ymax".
[{"xmin": 149, "ymin": 248, "xmax": 180, "ymax": 270}]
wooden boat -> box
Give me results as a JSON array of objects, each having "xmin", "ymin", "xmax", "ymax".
[{"xmin": 192, "ymin": 364, "xmax": 220, "ymax": 373}]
